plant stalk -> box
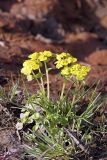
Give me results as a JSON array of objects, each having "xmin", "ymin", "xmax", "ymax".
[
  {"xmin": 39, "ymin": 68, "xmax": 45, "ymax": 93},
  {"xmin": 60, "ymin": 81, "xmax": 66, "ymax": 100},
  {"xmin": 44, "ymin": 62, "xmax": 50, "ymax": 99}
]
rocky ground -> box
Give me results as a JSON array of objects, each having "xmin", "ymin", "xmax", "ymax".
[{"xmin": 0, "ymin": 0, "xmax": 107, "ymax": 159}]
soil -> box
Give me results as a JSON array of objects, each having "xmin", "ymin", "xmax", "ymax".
[{"xmin": 0, "ymin": 0, "xmax": 107, "ymax": 159}]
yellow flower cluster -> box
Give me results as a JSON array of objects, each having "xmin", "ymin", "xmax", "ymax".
[
  {"xmin": 29, "ymin": 51, "xmax": 52, "ymax": 61},
  {"xmin": 55, "ymin": 52, "xmax": 77, "ymax": 69},
  {"xmin": 61, "ymin": 64, "xmax": 91, "ymax": 80},
  {"xmin": 21, "ymin": 51, "xmax": 90, "ymax": 81},
  {"xmin": 21, "ymin": 51, "xmax": 53, "ymax": 81},
  {"xmin": 70, "ymin": 64, "xmax": 91, "ymax": 80},
  {"xmin": 54, "ymin": 52, "xmax": 90, "ymax": 80}
]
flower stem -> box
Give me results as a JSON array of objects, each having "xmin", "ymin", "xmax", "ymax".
[
  {"xmin": 32, "ymin": 71, "xmax": 41, "ymax": 90},
  {"xmin": 36, "ymin": 78, "xmax": 41, "ymax": 90},
  {"xmin": 39, "ymin": 68, "xmax": 45, "ymax": 93},
  {"xmin": 60, "ymin": 81, "xmax": 66, "ymax": 100},
  {"xmin": 44, "ymin": 62, "xmax": 50, "ymax": 99}
]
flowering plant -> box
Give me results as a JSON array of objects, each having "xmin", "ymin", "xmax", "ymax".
[
  {"xmin": 21, "ymin": 51, "xmax": 90, "ymax": 99},
  {"xmin": 16, "ymin": 51, "xmax": 103, "ymax": 159}
]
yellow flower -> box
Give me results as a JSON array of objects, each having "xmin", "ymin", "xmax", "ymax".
[
  {"xmin": 28, "ymin": 52, "xmax": 40, "ymax": 60},
  {"xmin": 38, "ymin": 52, "xmax": 48, "ymax": 61},
  {"xmin": 60, "ymin": 63, "xmax": 90, "ymax": 80},
  {"xmin": 38, "ymin": 51, "xmax": 53, "ymax": 61},
  {"xmin": 55, "ymin": 53, "xmax": 77, "ymax": 69},
  {"xmin": 21, "ymin": 51, "xmax": 53, "ymax": 81},
  {"xmin": 61, "ymin": 66, "xmax": 71, "ymax": 77},
  {"xmin": 23, "ymin": 60, "xmax": 40, "ymax": 70},
  {"xmin": 56, "ymin": 52, "xmax": 77, "ymax": 61},
  {"xmin": 21, "ymin": 67, "xmax": 33, "ymax": 81},
  {"xmin": 27, "ymin": 75, "xmax": 33, "ymax": 81},
  {"xmin": 56, "ymin": 52, "xmax": 71, "ymax": 60},
  {"xmin": 29, "ymin": 51, "xmax": 53, "ymax": 62},
  {"xmin": 21, "ymin": 66, "xmax": 32, "ymax": 75},
  {"xmin": 43, "ymin": 51, "xmax": 53, "ymax": 57},
  {"xmin": 70, "ymin": 64, "xmax": 91, "ymax": 80},
  {"xmin": 21, "ymin": 59, "xmax": 42, "ymax": 81},
  {"xmin": 55, "ymin": 60, "xmax": 64, "ymax": 69}
]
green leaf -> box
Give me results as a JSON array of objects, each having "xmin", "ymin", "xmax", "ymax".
[
  {"xmin": 34, "ymin": 72, "xmax": 43, "ymax": 79},
  {"xmin": 33, "ymin": 112, "xmax": 40, "ymax": 120},
  {"xmin": 47, "ymin": 68, "xmax": 52, "ymax": 71},
  {"xmin": 33, "ymin": 123, "xmax": 39, "ymax": 131}
]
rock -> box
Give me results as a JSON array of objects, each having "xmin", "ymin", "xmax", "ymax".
[
  {"xmin": 100, "ymin": 15, "xmax": 107, "ymax": 28},
  {"xmin": 88, "ymin": 65, "xmax": 107, "ymax": 84},
  {"xmin": 86, "ymin": 49, "xmax": 107, "ymax": 65}
]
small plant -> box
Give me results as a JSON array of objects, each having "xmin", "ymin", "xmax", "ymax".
[{"xmin": 16, "ymin": 51, "xmax": 104, "ymax": 159}]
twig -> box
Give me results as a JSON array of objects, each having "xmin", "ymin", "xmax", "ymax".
[
  {"xmin": 16, "ymin": 129, "xmax": 21, "ymax": 141},
  {"xmin": 0, "ymin": 127, "xmax": 14, "ymax": 131},
  {"xmin": 64, "ymin": 128, "xmax": 88, "ymax": 154}
]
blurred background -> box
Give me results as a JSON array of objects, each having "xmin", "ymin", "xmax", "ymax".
[{"xmin": 0, "ymin": 0, "xmax": 107, "ymax": 88}]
